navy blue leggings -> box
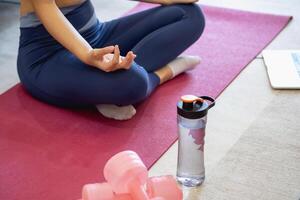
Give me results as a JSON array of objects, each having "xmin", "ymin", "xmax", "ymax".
[{"xmin": 17, "ymin": 0, "xmax": 205, "ymax": 107}]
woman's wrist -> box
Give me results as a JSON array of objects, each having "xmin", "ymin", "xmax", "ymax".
[{"xmin": 77, "ymin": 45, "xmax": 93, "ymax": 65}]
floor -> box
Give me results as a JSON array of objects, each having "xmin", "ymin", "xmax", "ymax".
[{"xmin": 0, "ymin": 0, "xmax": 299, "ymax": 199}]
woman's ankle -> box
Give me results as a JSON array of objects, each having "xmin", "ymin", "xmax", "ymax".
[{"xmin": 154, "ymin": 65, "xmax": 173, "ymax": 85}]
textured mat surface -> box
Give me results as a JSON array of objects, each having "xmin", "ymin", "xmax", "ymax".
[{"xmin": 0, "ymin": 3, "xmax": 291, "ymax": 199}]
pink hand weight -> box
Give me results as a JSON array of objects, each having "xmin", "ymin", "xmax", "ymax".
[
  {"xmin": 146, "ymin": 176, "xmax": 183, "ymax": 200},
  {"xmin": 80, "ymin": 151, "xmax": 183, "ymax": 200},
  {"xmin": 82, "ymin": 183, "xmax": 132, "ymax": 200},
  {"xmin": 104, "ymin": 151, "xmax": 152, "ymax": 200},
  {"xmin": 103, "ymin": 151, "xmax": 148, "ymax": 194},
  {"xmin": 82, "ymin": 183, "xmax": 114, "ymax": 200}
]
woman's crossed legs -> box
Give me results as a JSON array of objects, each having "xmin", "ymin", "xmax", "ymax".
[{"xmin": 35, "ymin": 3, "xmax": 205, "ymax": 120}]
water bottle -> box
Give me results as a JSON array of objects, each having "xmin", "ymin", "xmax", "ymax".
[{"xmin": 176, "ymin": 95, "xmax": 215, "ymax": 187}]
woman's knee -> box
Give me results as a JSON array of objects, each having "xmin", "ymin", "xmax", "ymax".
[
  {"xmin": 153, "ymin": 5, "xmax": 186, "ymax": 23},
  {"xmin": 177, "ymin": 3, "xmax": 206, "ymax": 40},
  {"xmin": 119, "ymin": 67, "xmax": 150, "ymax": 105}
]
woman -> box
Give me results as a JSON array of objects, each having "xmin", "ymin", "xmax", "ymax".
[{"xmin": 18, "ymin": 0, "xmax": 205, "ymax": 120}]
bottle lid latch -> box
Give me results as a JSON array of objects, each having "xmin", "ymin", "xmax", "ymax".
[{"xmin": 181, "ymin": 95, "xmax": 203, "ymax": 110}]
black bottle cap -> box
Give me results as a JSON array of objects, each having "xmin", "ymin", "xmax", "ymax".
[{"xmin": 177, "ymin": 95, "xmax": 215, "ymax": 119}]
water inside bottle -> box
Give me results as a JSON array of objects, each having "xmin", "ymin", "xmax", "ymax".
[{"xmin": 176, "ymin": 116, "xmax": 206, "ymax": 187}]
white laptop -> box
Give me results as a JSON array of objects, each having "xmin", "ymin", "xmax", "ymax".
[{"xmin": 262, "ymin": 50, "xmax": 300, "ymax": 89}]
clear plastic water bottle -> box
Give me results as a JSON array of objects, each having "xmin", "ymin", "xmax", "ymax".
[{"xmin": 176, "ymin": 95, "xmax": 215, "ymax": 187}]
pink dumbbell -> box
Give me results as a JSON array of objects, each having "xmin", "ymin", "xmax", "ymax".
[
  {"xmin": 146, "ymin": 176, "xmax": 183, "ymax": 200},
  {"xmin": 81, "ymin": 151, "xmax": 183, "ymax": 200},
  {"xmin": 82, "ymin": 182, "xmax": 132, "ymax": 200},
  {"xmin": 103, "ymin": 151, "xmax": 151, "ymax": 199},
  {"xmin": 82, "ymin": 183, "xmax": 166, "ymax": 200},
  {"xmin": 103, "ymin": 151, "xmax": 182, "ymax": 200}
]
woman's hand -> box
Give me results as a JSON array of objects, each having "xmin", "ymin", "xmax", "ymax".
[
  {"xmin": 160, "ymin": 0, "xmax": 199, "ymax": 5},
  {"xmin": 85, "ymin": 45, "xmax": 136, "ymax": 72}
]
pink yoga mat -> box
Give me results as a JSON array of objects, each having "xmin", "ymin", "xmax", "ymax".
[{"xmin": 0, "ymin": 3, "xmax": 291, "ymax": 200}]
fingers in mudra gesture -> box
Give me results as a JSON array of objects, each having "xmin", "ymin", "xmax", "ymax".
[{"xmin": 86, "ymin": 45, "xmax": 136, "ymax": 72}]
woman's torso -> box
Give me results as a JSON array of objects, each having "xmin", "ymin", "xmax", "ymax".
[
  {"xmin": 17, "ymin": 0, "xmax": 105, "ymax": 78},
  {"xmin": 20, "ymin": 0, "xmax": 86, "ymax": 16}
]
